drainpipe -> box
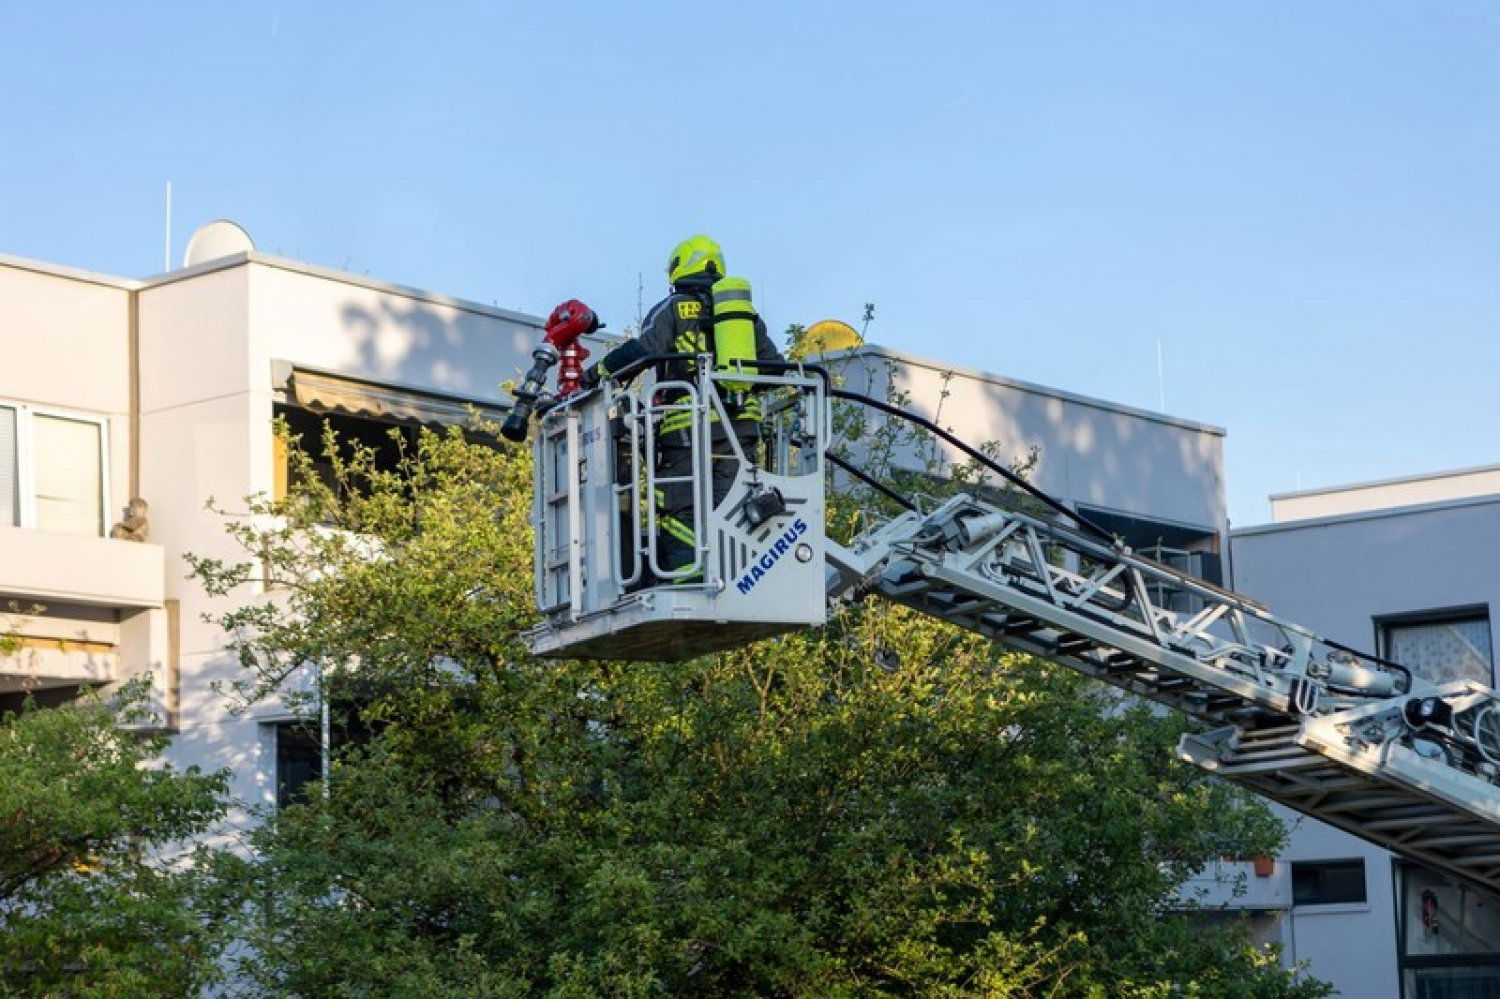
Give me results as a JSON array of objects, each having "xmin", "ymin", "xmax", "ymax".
[{"xmin": 128, "ymin": 288, "xmax": 140, "ymax": 499}]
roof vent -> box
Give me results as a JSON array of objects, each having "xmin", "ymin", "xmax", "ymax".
[{"xmin": 183, "ymin": 220, "xmax": 254, "ymax": 267}]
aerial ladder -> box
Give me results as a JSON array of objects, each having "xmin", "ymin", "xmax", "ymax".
[{"xmin": 517, "ymin": 348, "xmax": 1500, "ymax": 897}]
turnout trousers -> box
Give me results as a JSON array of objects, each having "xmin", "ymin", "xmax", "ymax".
[{"xmin": 656, "ymin": 419, "xmax": 758, "ymax": 578}]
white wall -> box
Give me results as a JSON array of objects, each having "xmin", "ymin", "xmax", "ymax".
[
  {"xmin": 0, "ymin": 261, "xmax": 132, "ymax": 519},
  {"xmin": 131, "ymin": 254, "xmax": 548, "ymax": 822},
  {"xmin": 1272, "ymin": 466, "xmax": 1500, "ymax": 523},
  {"xmin": 0, "ymin": 261, "xmax": 130, "ymax": 414},
  {"xmin": 826, "ymin": 346, "xmax": 1227, "ymax": 538},
  {"xmin": 250, "ymin": 260, "xmax": 540, "ymax": 405},
  {"xmin": 1233, "ymin": 497, "xmax": 1500, "ymax": 662}
]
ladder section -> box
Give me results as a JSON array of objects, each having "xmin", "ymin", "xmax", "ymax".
[
  {"xmin": 1181, "ymin": 722, "xmax": 1500, "ymax": 890},
  {"xmin": 835, "ymin": 494, "xmax": 1500, "ymax": 892},
  {"xmin": 534, "ymin": 409, "xmax": 584, "ymax": 618}
]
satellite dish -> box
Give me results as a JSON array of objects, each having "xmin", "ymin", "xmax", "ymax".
[
  {"xmin": 183, "ymin": 220, "xmax": 255, "ymax": 267},
  {"xmin": 793, "ymin": 319, "xmax": 863, "ymax": 359}
]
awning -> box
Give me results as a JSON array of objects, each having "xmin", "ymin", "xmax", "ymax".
[{"xmin": 273, "ymin": 361, "xmax": 509, "ymax": 428}]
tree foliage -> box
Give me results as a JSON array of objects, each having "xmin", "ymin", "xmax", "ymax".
[
  {"xmin": 185, "ymin": 399, "xmax": 1328, "ymax": 996},
  {"xmin": 0, "ymin": 682, "xmax": 233, "ymax": 995}
]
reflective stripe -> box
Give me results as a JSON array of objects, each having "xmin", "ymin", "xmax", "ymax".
[
  {"xmin": 712, "ymin": 288, "xmax": 753, "ymax": 303},
  {"xmin": 659, "ymin": 398, "xmax": 760, "ymax": 434},
  {"xmin": 660, "ymin": 408, "xmax": 722, "ymax": 433},
  {"xmin": 659, "ymin": 411, "xmax": 694, "ymax": 434},
  {"xmin": 661, "ymin": 515, "xmax": 696, "ymax": 545}
]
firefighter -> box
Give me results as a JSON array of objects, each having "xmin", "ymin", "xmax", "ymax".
[{"xmin": 585, "ymin": 234, "xmax": 784, "ymax": 580}]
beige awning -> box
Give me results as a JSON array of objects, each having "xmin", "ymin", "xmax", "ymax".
[{"xmin": 275, "ymin": 362, "xmax": 508, "ymax": 428}]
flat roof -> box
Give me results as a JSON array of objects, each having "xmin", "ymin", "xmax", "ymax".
[
  {"xmin": 1268, "ymin": 461, "xmax": 1500, "ymax": 502},
  {"xmin": 821, "ymin": 344, "xmax": 1226, "ymax": 437},
  {"xmin": 1235, "ymin": 491, "xmax": 1500, "ymax": 538},
  {"xmin": 0, "ymin": 249, "xmax": 545, "ymax": 328},
  {"xmin": 0, "ymin": 252, "xmax": 141, "ymax": 290}
]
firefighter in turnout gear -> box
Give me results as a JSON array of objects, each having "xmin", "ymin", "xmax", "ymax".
[{"xmin": 585, "ymin": 235, "xmax": 784, "ymax": 580}]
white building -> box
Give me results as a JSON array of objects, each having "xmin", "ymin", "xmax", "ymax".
[
  {"xmin": 1, "ymin": 237, "xmax": 1231, "ymax": 819},
  {"xmin": 1, "ymin": 244, "xmax": 543, "ymax": 816},
  {"xmin": 1232, "ymin": 468, "xmax": 1500, "ymax": 998}
]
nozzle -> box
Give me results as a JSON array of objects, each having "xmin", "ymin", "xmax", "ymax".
[
  {"xmin": 501, "ymin": 344, "xmax": 561, "ymax": 443},
  {"xmin": 501, "ymin": 404, "xmax": 533, "ymax": 443}
]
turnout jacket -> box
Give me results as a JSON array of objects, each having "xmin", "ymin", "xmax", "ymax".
[{"xmin": 594, "ymin": 281, "xmax": 784, "ymax": 392}]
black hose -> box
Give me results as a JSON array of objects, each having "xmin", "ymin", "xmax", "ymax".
[
  {"xmin": 827, "ymin": 451, "xmax": 917, "ymax": 512},
  {"xmin": 827, "ymin": 387, "xmax": 1116, "ymax": 543}
]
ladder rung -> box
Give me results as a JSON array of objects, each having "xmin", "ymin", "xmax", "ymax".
[
  {"xmin": 1408, "ymin": 832, "xmax": 1499, "ymax": 850},
  {"xmin": 1364, "ymin": 811, "xmax": 1454, "ymax": 831}
]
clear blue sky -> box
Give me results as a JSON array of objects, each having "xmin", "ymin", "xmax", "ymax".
[{"xmin": 3, "ymin": 2, "xmax": 1497, "ymax": 526}]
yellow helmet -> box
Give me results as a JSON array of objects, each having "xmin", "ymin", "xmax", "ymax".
[{"xmin": 666, "ymin": 234, "xmax": 724, "ymax": 285}]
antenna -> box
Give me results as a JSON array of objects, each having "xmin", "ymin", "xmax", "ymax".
[
  {"xmin": 163, "ymin": 181, "xmax": 173, "ymax": 272},
  {"xmin": 183, "ymin": 220, "xmax": 255, "ymax": 268}
]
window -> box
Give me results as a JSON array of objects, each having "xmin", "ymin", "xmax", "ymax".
[
  {"xmin": 1292, "ymin": 859, "xmax": 1367, "ymax": 906},
  {"xmin": 1076, "ymin": 505, "xmax": 1222, "ymax": 612},
  {"xmin": 0, "ymin": 402, "xmax": 108, "ymax": 537},
  {"xmin": 275, "ymin": 404, "xmax": 419, "ymax": 502},
  {"xmin": 0, "ymin": 405, "xmax": 17, "ymax": 527},
  {"xmin": 1398, "ymin": 863, "xmax": 1500, "ymax": 998},
  {"xmin": 1380, "ymin": 609, "xmax": 1494, "ymax": 688},
  {"xmin": 274, "ymin": 722, "xmax": 323, "ymax": 808}
]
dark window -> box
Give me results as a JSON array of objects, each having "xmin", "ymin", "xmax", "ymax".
[
  {"xmin": 1076, "ymin": 506, "xmax": 1221, "ymax": 612},
  {"xmin": 1398, "ymin": 863, "xmax": 1500, "ymax": 998},
  {"xmin": 1292, "ymin": 859, "xmax": 1367, "ymax": 906},
  {"xmin": 275, "ymin": 722, "xmax": 322, "ymax": 808},
  {"xmin": 275, "ymin": 404, "xmax": 419, "ymax": 500}
]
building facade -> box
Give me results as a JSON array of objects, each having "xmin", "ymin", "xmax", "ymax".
[
  {"xmin": 1232, "ymin": 468, "xmax": 1500, "ymax": 999},
  {"xmin": 0, "ymin": 247, "xmax": 544, "ymax": 820},
  {"xmin": 824, "ymin": 344, "xmax": 1229, "ymax": 579}
]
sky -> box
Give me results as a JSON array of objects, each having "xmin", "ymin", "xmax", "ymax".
[{"xmin": 3, "ymin": 2, "xmax": 1497, "ymax": 526}]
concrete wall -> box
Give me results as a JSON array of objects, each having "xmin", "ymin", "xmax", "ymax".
[
  {"xmin": 1272, "ymin": 465, "xmax": 1500, "ymax": 524},
  {"xmin": 250, "ymin": 258, "xmax": 540, "ymax": 406},
  {"xmin": 1234, "ymin": 497, "xmax": 1500, "ymax": 664},
  {"xmin": 0, "ymin": 257, "xmax": 165, "ymax": 706},
  {"xmin": 1, "ymin": 248, "xmax": 550, "ymax": 819},
  {"xmin": 825, "ymin": 346, "xmax": 1227, "ymax": 540},
  {"xmin": 130, "ymin": 253, "xmax": 547, "ymax": 819},
  {"xmin": 1231, "ymin": 495, "xmax": 1500, "ymax": 997},
  {"xmin": 0, "ymin": 258, "xmax": 132, "ymax": 521}
]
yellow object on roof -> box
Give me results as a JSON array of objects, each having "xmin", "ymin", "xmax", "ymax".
[{"xmin": 793, "ymin": 319, "xmax": 862, "ymax": 359}]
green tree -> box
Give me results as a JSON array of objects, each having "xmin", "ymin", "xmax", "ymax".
[
  {"xmin": 188, "ymin": 409, "xmax": 1327, "ymax": 996},
  {"xmin": 0, "ymin": 682, "xmax": 234, "ymax": 995}
]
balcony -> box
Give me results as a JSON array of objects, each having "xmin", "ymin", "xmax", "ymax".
[
  {"xmin": 0, "ymin": 527, "xmax": 164, "ymax": 610},
  {"xmin": 0, "ymin": 528, "xmax": 166, "ymax": 696}
]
